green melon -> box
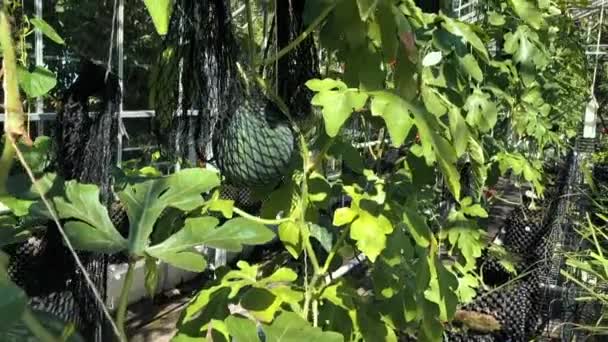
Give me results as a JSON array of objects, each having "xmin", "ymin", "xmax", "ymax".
[{"xmin": 213, "ymin": 98, "xmax": 295, "ymax": 187}]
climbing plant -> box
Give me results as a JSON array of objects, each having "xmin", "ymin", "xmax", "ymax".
[
  {"xmin": 171, "ymin": 1, "xmax": 591, "ymax": 341},
  {"xmin": 0, "ymin": 0, "xmax": 594, "ymax": 342}
]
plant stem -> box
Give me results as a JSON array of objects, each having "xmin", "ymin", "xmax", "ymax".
[
  {"xmin": 312, "ymin": 299, "xmax": 319, "ymax": 327},
  {"xmin": 321, "ymin": 227, "xmax": 350, "ymax": 274},
  {"xmin": 0, "ymin": 141, "xmax": 14, "ymax": 194},
  {"xmin": 21, "ymin": 309, "xmax": 59, "ymax": 342},
  {"xmin": 257, "ymin": 3, "xmax": 335, "ymax": 67},
  {"xmin": 0, "ymin": 5, "xmax": 28, "ymax": 194},
  {"xmin": 233, "ymin": 206, "xmax": 292, "ymax": 225},
  {"xmin": 244, "ymin": 0, "xmax": 256, "ymax": 66},
  {"xmin": 116, "ymin": 261, "xmax": 135, "ymax": 342}
]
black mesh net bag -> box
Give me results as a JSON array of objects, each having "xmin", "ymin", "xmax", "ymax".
[
  {"xmin": 451, "ymin": 264, "xmax": 544, "ymax": 341},
  {"xmin": 151, "ymin": 0, "xmax": 318, "ymax": 209},
  {"xmin": 3, "ymin": 60, "xmax": 119, "ymax": 341}
]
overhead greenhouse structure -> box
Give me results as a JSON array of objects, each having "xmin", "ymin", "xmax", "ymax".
[{"xmin": 1, "ymin": 0, "xmax": 608, "ymax": 341}]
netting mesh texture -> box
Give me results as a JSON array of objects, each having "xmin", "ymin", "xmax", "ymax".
[
  {"xmin": 3, "ymin": 60, "xmax": 120, "ymax": 342},
  {"xmin": 442, "ymin": 160, "xmax": 572, "ymax": 341}
]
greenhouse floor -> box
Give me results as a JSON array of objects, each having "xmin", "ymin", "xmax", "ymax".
[{"xmin": 125, "ymin": 275, "xmax": 209, "ymax": 342}]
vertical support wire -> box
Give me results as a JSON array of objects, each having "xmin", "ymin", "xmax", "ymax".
[
  {"xmin": 34, "ymin": 0, "xmax": 43, "ymax": 136},
  {"xmin": 116, "ymin": 0, "xmax": 125, "ymax": 166},
  {"xmin": 175, "ymin": 2, "xmax": 185, "ymax": 172}
]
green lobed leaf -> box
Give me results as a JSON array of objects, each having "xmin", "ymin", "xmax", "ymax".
[
  {"xmin": 424, "ymin": 254, "xmax": 459, "ymax": 322},
  {"xmin": 357, "ymin": 308, "xmax": 398, "ymax": 342},
  {"xmin": 463, "ymin": 89, "xmax": 498, "ymax": 133},
  {"xmin": 262, "ymin": 311, "xmax": 344, "ymax": 342},
  {"xmin": 448, "ymin": 107, "xmax": 470, "ymax": 158},
  {"xmin": 156, "ymin": 249, "xmax": 207, "ymax": 273},
  {"xmin": 455, "ymin": 271, "xmax": 480, "ymax": 303},
  {"xmin": 376, "ymin": 2, "xmax": 398, "ymax": 63},
  {"xmin": 148, "ymin": 216, "xmax": 274, "ymax": 269},
  {"xmin": 260, "ymin": 181, "xmax": 297, "ymax": 220},
  {"xmin": 327, "ymin": 139, "xmax": 365, "ymax": 173},
  {"xmin": 445, "ymin": 224, "xmax": 484, "ymax": 270},
  {"xmin": 441, "ymin": 16, "xmax": 488, "ymax": 59},
  {"xmin": 350, "ymin": 210, "xmax": 393, "ymax": 262},
  {"xmin": 503, "ymin": 25, "xmax": 549, "ymax": 68},
  {"xmin": 421, "ymin": 86, "xmax": 447, "ymax": 116},
  {"xmin": 309, "ymin": 223, "xmax": 333, "ymax": 252},
  {"xmin": 509, "ymin": 0, "xmax": 545, "ymax": 30},
  {"xmin": 225, "ymin": 316, "xmax": 260, "ymax": 342},
  {"xmin": 370, "ymin": 91, "xmax": 414, "ymax": 146},
  {"xmin": 143, "ymin": 0, "xmax": 175, "ymax": 35},
  {"xmin": 278, "ymin": 221, "xmax": 303, "ymax": 259},
  {"xmin": 54, "ymin": 181, "xmax": 127, "ymax": 253},
  {"xmin": 333, "ymin": 207, "xmax": 358, "ymax": 226},
  {"xmin": 63, "ymin": 221, "xmax": 127, "ymax": 253},
  {"xmin": 240, "ymin": 288, "xmax": 282, "ymax": 323},
  {"xmin": 308, "ymin": 172, "xmax": 331, "ymax": 206},
  {"xmin": 422, "ymin": 51, "xmax": 443, "ymax": 67},
  {"xmin": 458, "ymin": 53, "xmax": 483, "ymax": 83},
  {"xmin": 30, "ymin": 18, "xmax": 64, "ymax": 44},
  {"xmin": 356, "ymin": 0, "xmax": 379, "ymax": 21},
  {"xmin": 305, "ymin": 78, "xmax": 348, "ymax": 92},
  {"xmin": 208, "ymin": 196, "xmax": 234, "ymax": 219},
  {"xmin": 410, "ymin": 103, "xmax": 461, "ymax": 200},
  {"xmin": 119, "ymin": 168, "xmax": 220, "ymax": 255},
  {"xmin": 17, "ymin": 65, "xmax": 57, "ymax": 98},
  {"xmin": 311, "ymin": 88, "xmax": 369, "ymax": 137},
  {"xmin": 343, "ymin": 44, "xmax": 385, "ymax": 91},
  {"xmin": 488, "ymin": 11, "xmax": 506, "ymax": 26},
  {"xmin": 401, "ymin": 205, "xmax": 431, "ymax": 247}
]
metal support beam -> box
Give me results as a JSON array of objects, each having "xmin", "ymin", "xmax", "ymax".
[
  {"xmin": 117, "ymin": 0, "xmax": 125, "ymax": 166},
  {"xmin": 34, "ymin": 0, "xmax": 44, "ymax": 136}
]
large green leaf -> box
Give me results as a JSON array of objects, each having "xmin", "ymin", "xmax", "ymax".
[
  {"xmin": 17, "ymin": 65, "xmax": 57, "ymax": 98},
  {"xmin": 143, "ymin": 0, "xmax": 175, "ymax": 35},
  {"xmin": 370, "ymin": 91, "xmax": 414, "ymax": 146},
  {"xmin": 147, "ymin": 217, "xmax": 273, "ymax": 271},
  {"xmin": 463, "ymin": 89, "xmax": 498, "ymax": 133},
  {"xmin": 448, "ymin": 107, "xmax": 470, "ymax": 158},
  {"xmin": 421, "ymin": 86, "xmax": 447, "ymax": 117},
  {"xmin": 401, "ymin": 205, "xmax": 431, "ymax": 248},
  {"xmin": 509, "ymin": 0, "xmax": 545, "ymax": 29},
  {"xmin": 350, "ymin": 210, "xmax": 393, "ymax": 262},
  {"xmin": 309, "ymin": 80, "xmax": 369, "ymax": 137},
  {"xmin": 376, "ymin": 2, "xmax": 398, "ymax": 63},
  {"xmin": 357, "ymin": 0, "xmax": 379, "ymax": 21},
  {"xmin": 54, "ymin": 181, "xmax": 127, "ymax": 253},
  {"xmin": 262, "ymin": 311, "xmax": 343, "ymax": 342},
  {"xmin": 278, "ymin": 221, "xmax": 303, "ymax": 259},
  {"xmin": 327, "ymin": 139, "xmax": 365, "ymax": 173},
  {"xmin": 458, "ymin": 53, "xmax": 483, "ymax": 83},
  {"xmin": 441, "ymin": 17, "xmax": 488, "ymax": 59},
  {"xmin": 503, "ymin": 25, "xmax": 548, "ymax": 68},
  {"xmin": 409, "ymin": 104, "xmax": 461, "ymax": 200},
  {"xmin": 240, "ymin": 288, "xmax": 282, "ymax": 323},
  {"xmin": 118, "ymin": 168, "xmax": 220, "ymax": 255},
  {"xmin": 225, "ymin": 316, "xmax": 260, "ymax": 342},
  {"xmin": 180, "ymin": 263, "xmax": 299, "ymax": 330},
  {"xmin": 29, "ymin": 18, "xmax": 64, "ymax": 44},
  {"xmin": 424, "ymin": 254, "xmax": 459, "ymax": 322}
]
